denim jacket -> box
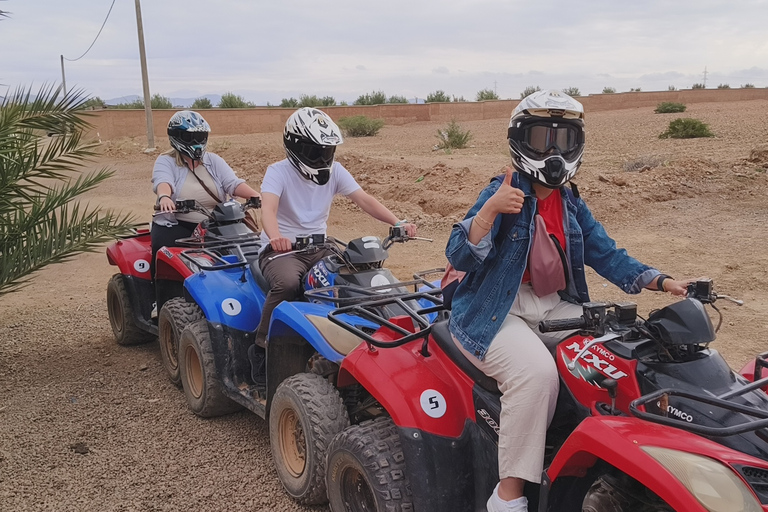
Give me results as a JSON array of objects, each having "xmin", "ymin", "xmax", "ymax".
[{"xmin": 446, "ymin": 173, "xmax": 659, "ymax": 360}]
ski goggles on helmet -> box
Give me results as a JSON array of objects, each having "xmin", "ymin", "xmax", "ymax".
[
  {"xmin": 508, "ymin": 120, "xmax": 584, "ymax": 160},
  {"xmin": 286, "ymin": 136, "xmax": 336, "ymax": 169},
  {"xmin": 173, "ymin": 130, "xmax": 208, "ymax": 145}
]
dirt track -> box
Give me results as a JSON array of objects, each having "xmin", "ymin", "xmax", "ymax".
[{"xmin": 1, "ymin": 100, "xmax": 768, "ymax": 511}]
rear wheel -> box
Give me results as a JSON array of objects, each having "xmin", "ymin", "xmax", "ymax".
[
  {"xmin": 178, "ymin": 320, "xmax": 240, "ymax": 417},
  {"xmin": 158, "ymin": 298, "xmax": 203, "ymax": 387},
  {"xmin": 270, "ymin": 373, "xmax": 350, "ymax": 505},
  {"xmin": 106, "ymin": 274, "xmax": 153, "ymax": 346},
  {"xmin": 326, "ymin": 416, "xmax": 412, "ymax": 512}
]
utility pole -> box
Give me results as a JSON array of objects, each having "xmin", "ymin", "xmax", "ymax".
[
  {"xmin": 60, "ymin": 55, "xmax": 67, "ymax": 95},
  {"xmin": 703, "ymin": 66, "xmax": 708, "ymax": 88},
  {"xmin": 134, "ymin": 0, "xmax": 155, "ymax": 149},
  {"xmin": 494, "ymin": 80, "xmax": 497, "ymax": 96}
]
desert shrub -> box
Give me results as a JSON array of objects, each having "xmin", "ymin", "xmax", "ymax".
[
  {"xmin": 668, "ymin": 85, "xmax": 677, "ymax": 91},
  {"xmin": 623, "ymin": 155, "xmax": 666, "ymax": 172},
  {"xmin": 602, "ymin": 87, "xmax": 616, "ymax": 94},
  {"xmin": 692, "ymin": 83, "xmax": 705, "ymax": 89},
  {"xmin": 562, "ymin": 87, "xmax": 580, "ymax": 97},
  {"xmin": 659, "ymin": 118, "xmax": 714, "ymax": 139},
  {"xmin": 520, "ymin": 86, "xmax": 541, "ymax": 99},
  {"xmin": 354, "ymin": 91, "xmax": 387, "ymax": 105},
  {"xmin": 655, "ymin": 102, "xmax": 686, "ymax": 114},
  {"xmin": 280, "ymin": 97, "xmax": 299, "ymax": 108},
  {"xmin": 426, "ymin": 90, "xmax": 451, "ymax": 103},
  {"xmin": 337, "ymin": 116, "xmax": 384, "ymax": 137},
  {"xmin": 435, "ymin": 120, "xmax": 472, "ymax": 149},
  {"xmin": 742, "ymin": 83, "xmax": 755, "ymax": 88},
  {"xmin": 476, "ymin": 89, "xmax": 499, "ymax": 101},
  {"xmin": 218, "ymin": 92, "xmax": 252, "ymax": 108},
  {"xmin": 387, "ymin": 95, "xmax": 408, "ymax": 104},
  {"xmin": 191, "ymin": 97, "xmax": 212, "ymax": 109},
  {"xmin": 717, "ymin": 84, "xmax": 730, "ymax": 89}
]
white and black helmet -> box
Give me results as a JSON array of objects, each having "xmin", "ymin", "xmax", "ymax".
[
  {"xmin": 508, "ymin": 89, "xmax": 585, "ymax": 188},
  {"xmin": 168, "ymin": 110, "xmax": 210, "ymax": 161},
  {"xmin": 284, "ymin": 107, "xmax": 343, "ymax": 186}
]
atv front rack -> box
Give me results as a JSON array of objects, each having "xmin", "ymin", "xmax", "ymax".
[
  {"xmin": 327, "ymin": 291, "xmax": 446, "ymax": 349},
  {"xmin": 304, "ymin": 276, "xmax": 443, "ymax": 306},
  {"xmin": 630, "ymin": 383, "xmax": 768, "ymax": 436}
]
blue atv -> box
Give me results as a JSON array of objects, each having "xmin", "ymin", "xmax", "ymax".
[{"xmin": 174, "ymin": 226, "xmax": 440, "ymax": 504}]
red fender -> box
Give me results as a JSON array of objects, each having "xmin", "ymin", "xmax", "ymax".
[
  {"xmin": 338, "ymin": 333, "xmax": 477, "ymax": 438},
  {"xmin": 105, "ymin": 231, "xmax": 152, "ymax": 278},
  {"xmin": 548, "ymin": 415, "xmax": 768, "ymax": 511},
  {"xmin": 155, "ymin": 246, "xmax": 194, "ymax": 282}
]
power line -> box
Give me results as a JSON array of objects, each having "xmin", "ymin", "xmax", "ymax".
[{"xmin": 64, "ymin": 0, "xmax": 117, "ymax": 62}]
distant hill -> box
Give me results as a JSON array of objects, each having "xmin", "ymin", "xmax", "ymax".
[{"xmin": 104, "ymin": 94, "xmax": 222, "ymax": 108}]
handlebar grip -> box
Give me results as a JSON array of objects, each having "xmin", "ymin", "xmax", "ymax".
[{"xmin": 539, "ymin": 317, "xmax": 588, "ymax": 333}]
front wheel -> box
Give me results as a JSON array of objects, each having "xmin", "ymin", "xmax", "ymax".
[
  {"xmin": 270, "ymin": 373, "xmax": 350, "ymax": 505},
  {"xmin": 106, "ymin": 274, "xmax": 153, "ymax": 346},
  {"xmin": 326, "ymin": 416, "xmax": 412, "ymax": 512},
  {"xmin": 178, "ymin": 320, "xmax": 241, "ymax": 417},
  {"xmin": 158, "ymin": 298, "xmax": 203, "ymax": 387}
]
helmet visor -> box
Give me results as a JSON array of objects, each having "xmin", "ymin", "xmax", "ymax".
[
  {"xmin": 177, "ymin": 130, "xmax": 208, "ymax": 144},
  {"xmin": 524, "ymin": 124, "xmax": 581, "ymax": 157},
  {"xmin": 297, "ymin": 143, "xmax": 336, "ymax": 169}
]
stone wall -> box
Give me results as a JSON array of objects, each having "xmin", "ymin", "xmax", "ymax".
[{"xmin": 86, "ymin": 88, "xmax": 768, "ymax": 142}]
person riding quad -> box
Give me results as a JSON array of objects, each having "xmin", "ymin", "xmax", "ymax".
[
  {"xmin": 250, "ymin": 107, "xmax": 417, "ymax": 386},
  {"xmin": 445, "ymin": 90, "xmax": 692, "ymax": 512},
  {"xmin": 151, "ymin": 110, "xmax": 260, "ymax": 287}
]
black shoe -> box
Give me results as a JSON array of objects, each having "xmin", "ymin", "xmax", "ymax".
[{"xmin": 248, "ymin": 345, "xmax": 266, "ymax": 393}]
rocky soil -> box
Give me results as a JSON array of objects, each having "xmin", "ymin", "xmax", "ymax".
[{"xmin": 1, "ymin": 99, "xmax": 768, "ymax": 511}]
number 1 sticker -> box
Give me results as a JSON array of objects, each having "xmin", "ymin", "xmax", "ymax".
[
  {"xmin": 221, "ymin": 298, "xmax": 242, "ymax": 316},
  {"xmin": 420, "ymin": 389, "xmax": 446, "ymax": 418}
]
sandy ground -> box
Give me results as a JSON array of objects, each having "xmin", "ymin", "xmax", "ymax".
[{"xmin": 1, "ymin": 99, "xmax": 768, "ymax": 511}]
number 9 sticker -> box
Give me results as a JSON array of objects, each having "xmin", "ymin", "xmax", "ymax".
[
  {"xmin": 134, "ymin": 259, "xmax": 150, "ymax": 273},
  {"xmin": 419, "ymin": 389, "xmax": 446, "ymax": 418}
]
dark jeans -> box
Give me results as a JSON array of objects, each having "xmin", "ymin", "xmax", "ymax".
[
  {"xmin": 254, "ymin": 247, "xmax": 332, "ymax": 346},
  {"xmin": 150, "ymin": 220, "xmax": 198, "ymax": 281}
]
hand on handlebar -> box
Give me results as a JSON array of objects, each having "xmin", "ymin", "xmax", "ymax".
[
  {"xmin": 400, "ymin": 222, "xmax": 417, "ymax": 237},
  {"xmin": 665, "ymin": 279, "xmax": 693, "ymax": 297},
  {"xmin": 158, "ymin": 196, "xmax": 175, "ymax": 213},
  {"xmin": 269, "ymin": 237, "xmax": 292, "ymax": 253}
]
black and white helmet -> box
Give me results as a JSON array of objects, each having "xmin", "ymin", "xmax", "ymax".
[
  {"xmin": 508, "ymin": 89, "xmax": 585, "ymax": 188},
  {"xmin": 284, "ymin": 107, "xmax": 343, "ymax": 186},
  {"xmin": 168, "ymin": 110, "xmax": 210, "ymax": 161}
]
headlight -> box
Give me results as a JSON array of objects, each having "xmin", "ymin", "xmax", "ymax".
[{"xmin": 642, "ymin": 446, "xmax": 762, "ymax": 512}]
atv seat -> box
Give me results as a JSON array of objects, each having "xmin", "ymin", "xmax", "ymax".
[
  {"xmin": 431, "ymin": 320, "xmax": 500, "ymax": 394},
  {"xmin": 249, "ymin": 260, "xmax": 270, "ymax": 293}
]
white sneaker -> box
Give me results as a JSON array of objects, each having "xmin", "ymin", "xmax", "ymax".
[{"xmin": 487, "ymin": 483, "xmax": 528, "ymax": 512}]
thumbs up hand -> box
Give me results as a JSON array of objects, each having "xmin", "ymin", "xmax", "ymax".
[{"xmin": 488, "ymin": 167, "xmax": 525, "ymax": 215}]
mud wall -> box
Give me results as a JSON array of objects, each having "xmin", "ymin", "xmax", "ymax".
[{"xmin": 87, "ymin": 88, "xmax": 768, "ymax": 142}]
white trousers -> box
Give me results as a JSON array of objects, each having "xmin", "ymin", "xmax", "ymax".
[{"xmin": 454, "ymin": 284, "xmax": 582, "ymax": 483}]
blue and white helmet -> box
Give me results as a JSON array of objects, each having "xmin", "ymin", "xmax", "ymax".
[
  {"xmin": 168, "ymin": 110, "xmax": 210, "ymax": 161},
  {"xmin": 284, "ymin": 107, "xmax": 343, "ymax": 186},
  {"xmin": 508, "ymin": 90, "xmax": 585, "ymax": 188}
]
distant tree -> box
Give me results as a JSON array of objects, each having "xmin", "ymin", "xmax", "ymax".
[
  {"xmin": 113, "ymin": 99, "xmax": 145, "ymax": 109},
  {"xmin": 280, "ymin": 97, "xmax": 299, "ymax": 108},
  {"xmin": 191, "ymin": 97, "xmax": 213, "ymax": 109},
  {"xmin": 668, "ymin": 85, "xmax": 677, "ymax": 91},
  {"xmin": 562, "ymin": 87, "xmax": 581, "ymax": 97},
  {"xmin": 151, "ymin": 94, "xmax": 172, "ymax": 109},
  {"xmin": 218, "ymin": 92, "xmax": 253, "ymax": 108},
  {"xmin": 629, "ymin": 88, "xmax": 642, "ymax": 92},
  {"xmin": 520, "ymin": 86, "xmax": 541, "ymax": 99},
  {"xmin": 339, "ymin": 101, "xmax": 349, "ymax": 106},
  {"xmin": 691, "ymin": 83, "xmax": 705, "ymax": 89},
  {"xmin": 742, "ymin": 83, "xmax": 756, "ymax": 88},
  {"xmin": 717, "ymin": 84, "xmax": 731, "ymax": 89},
  {"xmin": 297, "ymin": 95, "xmax": 336, "ymax": 107},
  {"xmin": 387, "ymin": 95, "xmax": 408, "ymax": 104},
  {"xmin": 452, "ymin": 95, "xmax": 467, "ymax": 102},
  {"xmin": 82, "ymin": 96, "xmax": 106, "ymax": 109},
  {"xmin": 354, "ymin": 91, "xmax": 387, "ymax": 106},
  {"xmin": 426, "ymin": 90, "xmax": 451, "ymax": 103},
  {"xmin": 602, "ymin": 87, "xmax": 616, "ymax": 94},
  {"xmin": 476, "ymin": 89, "xmax": 499, "ymax": 101}
]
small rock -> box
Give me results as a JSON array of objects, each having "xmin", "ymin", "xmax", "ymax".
[
  {"xmin": 139, "ymin": 364, "xmax": 149, "ymax": 371},
  {"xmin": 598, "ymin": 175, "xmax": 610, "ymax": 183},
  {"xmin": 70, "ymin": 442, "xmax": 89, "ymax": 455}
]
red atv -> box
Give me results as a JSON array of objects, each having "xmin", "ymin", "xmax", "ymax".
[
  {"xmin": 322, "ymin": 279, "xmax": 768, "ymax": 511},
  {"xmin": 105, "ymin": 197, "xmax": 261, "ymax": 385}
]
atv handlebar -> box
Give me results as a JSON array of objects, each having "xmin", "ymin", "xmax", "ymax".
[
  {"xmin": 539, "ymin": 317, "xmax": 589, "ymax": 333},
  {"xmin": 382, "ymin": 225, "xmax": 432, "ymax": 250},
  {"xmin": 153, "ymin": 198, "xmax": 261, "ymax": 215}
]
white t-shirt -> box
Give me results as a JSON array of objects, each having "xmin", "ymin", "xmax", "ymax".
[{"xmin": 260, "ymin": 159, "xmax": 361, "ymax": 245}]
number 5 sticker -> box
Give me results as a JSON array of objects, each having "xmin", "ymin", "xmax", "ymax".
[{"xmin": 419, "ymin": 389, "xmax": 447, "ymax": 418}]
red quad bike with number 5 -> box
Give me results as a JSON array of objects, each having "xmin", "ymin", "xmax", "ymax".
[
  {"xmin": 322, "ymin": 279, "xmax": 768, "ymax": 512},
  {"xmin": 105, "ymin": 197, "xmax": 261, "ymax": 386}
]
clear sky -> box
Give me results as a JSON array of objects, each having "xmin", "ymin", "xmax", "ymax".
[{"xmin": 2, "ymin": 0, "xmax": 767, "ymax": 104}]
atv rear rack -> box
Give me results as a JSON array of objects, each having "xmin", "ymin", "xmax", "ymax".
[
  {"xmin": 179, "ymin": 242, "xmax": 262, "ymax": 271},
  {"xmin": 630, "ymin": 383, "xmax": 768, "ymax": 436},
  {"xmin": 304, "ymin": 276, "xmax": 443, "ymax": 306},
  {"xmin": 327, "ymin": 291, "xmax": 446, "ymax": 349}
]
